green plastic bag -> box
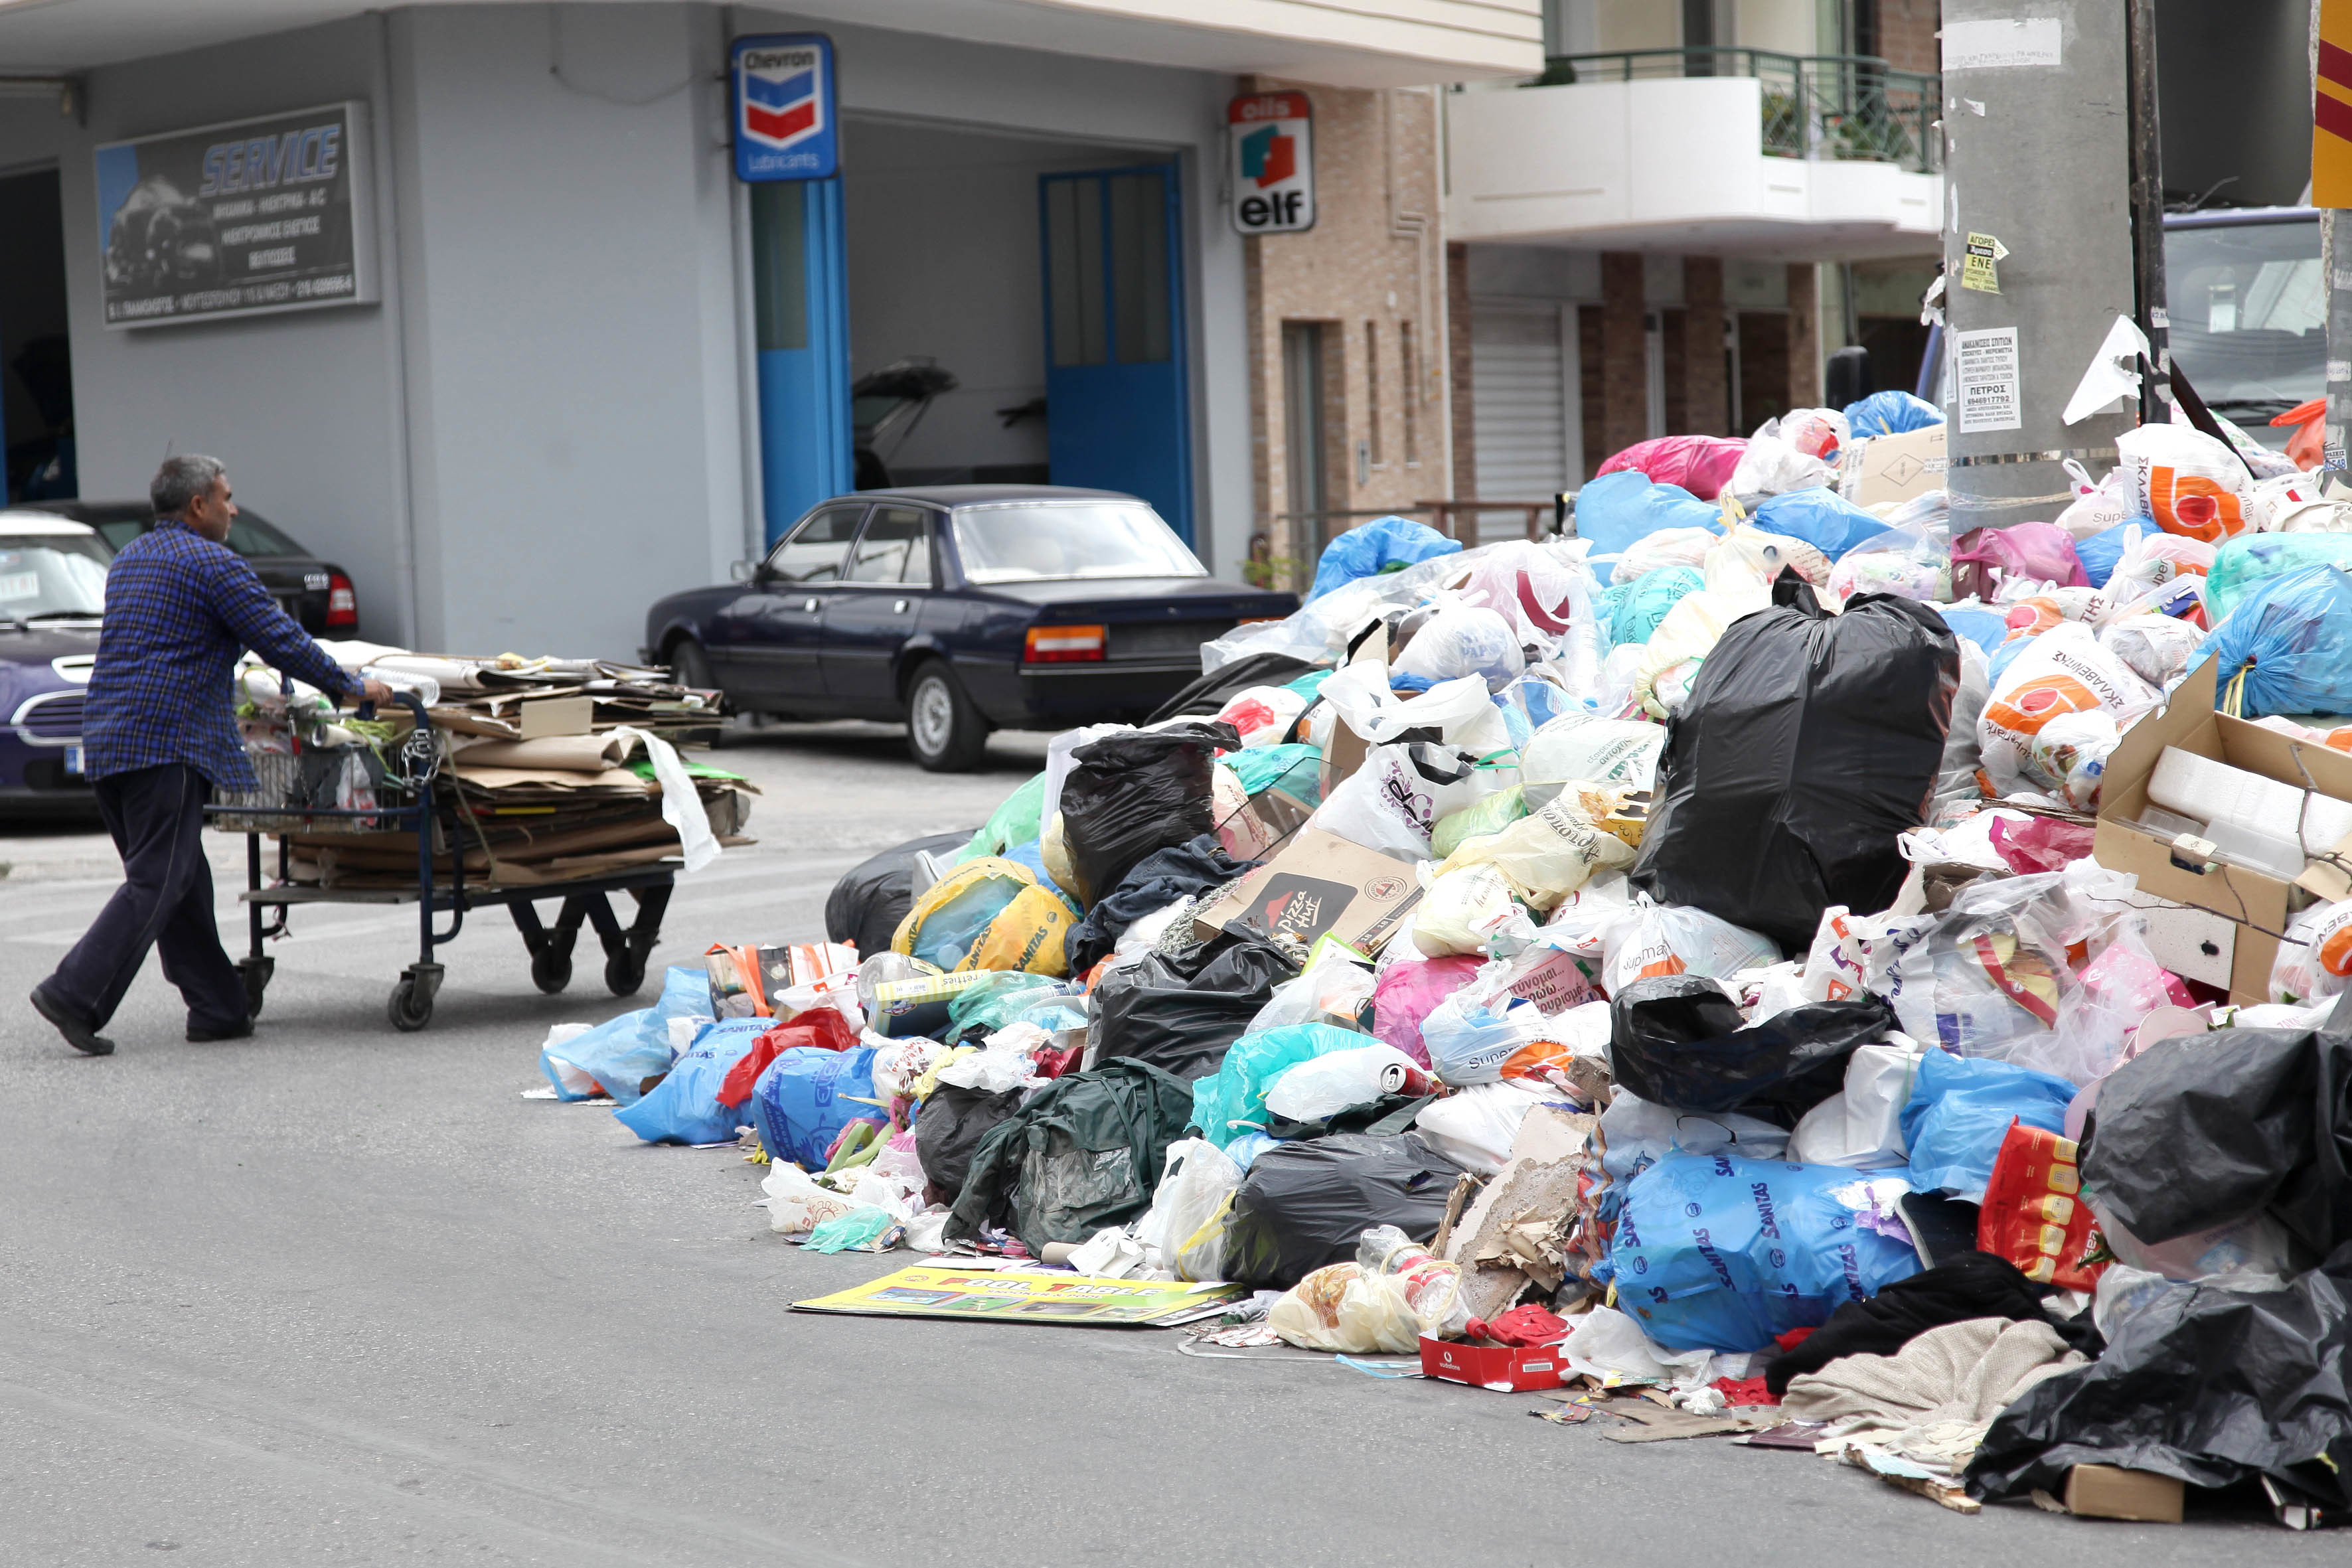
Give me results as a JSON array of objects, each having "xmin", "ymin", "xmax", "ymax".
[
  {"xmin": 803, "ymin": 1206, "xmax": 904, "ymax": 1253},
  {"xmin": 1430, "ymin": 783, "xmax": 1527, "ymax": 860},
  {"xmin": 1189, "ymin": 1023, "xmax": 1365, "ymax": 1148},
  {"xmin": 1611, "ymin": 564, "xmax": 1706, "ymax": 647},
  {"xmin": 955, "ymin": 771, "xmax": 1048, "ymax": 864},
  {"xmin": 2204, "ymin": 534, "xmax": 2352, "ymax": 627}
]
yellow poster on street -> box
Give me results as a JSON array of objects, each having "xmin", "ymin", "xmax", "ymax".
[
  {"xmin": 792, "ymin": 1264, "xmax": 1245, "ymax": 1327},
  {"xmin": 2316, "ymin": 0, "xmax": 2352, "ymax": 207}
]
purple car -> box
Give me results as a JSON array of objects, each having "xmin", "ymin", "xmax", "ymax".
[{"xmin": 0, "ymin": 512, "xmax": 107, "ymax": 818}]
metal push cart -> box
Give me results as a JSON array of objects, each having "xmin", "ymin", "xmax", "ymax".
[{"xmin": 206, "ymin": 692, "xmax": 673, "ymax": 1032}]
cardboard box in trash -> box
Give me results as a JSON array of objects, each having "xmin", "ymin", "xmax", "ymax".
[
  {"xmin": 1840, "ymin": 424, "xmax": 1946, "ymax": 507},
  {"xmin": 1192, "ymin": 828, "xmax": 1421, "ymax": 953},
  {"xmin": 2094, "ymin": 655, "xmax": 2352, "ymax": 1001},
  {"xmin": 2059, "ymin": 1464, "xmax": 2183, "ymax": 1523},
  {"xmin": 1418, "ymin": 1335, "xmax": 1565, "ymax": 1392}
]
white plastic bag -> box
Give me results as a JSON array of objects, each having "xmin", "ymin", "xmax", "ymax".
[
  {"xmin": 2270, "ymin": 899, "xmax": 2352, "ymax": 1006},
  {"xmin": 2116, "ymin": 422, "xmax": 2252, "ymax": 542},
  {"xmin": 1267, "ymin": 1263, "xmax": 1423, "ymax": 1354},
  {"xmin": 1263, "ymin": 1044, "xmax": 1425, "ymax": 1122},
  {"xmin": 1787, "ymin": 1042, "xmax": 1922, "ymax": 1167},
  {"xmin": 1313, "ymin": 741, "xmax": 1514, "ymax": 858},
  {"xmin": 1393, "ymin": 601, "xmax": 1527, "ymax": 692},
  {"xmin": 760, "ymin": 1163, "xmax": 860, "ymax": 1235},
  {"xmin": 1435, "ymin": 793, "xmax": 1636, "ymax": 912},
  {"xmin": 1212, "ymin": 685, "xmax": 1308, "ymax": 747},
  {"xmin": 1798, "ymin": 903, "xmax": 1936, "ymax": 1006},
  {"xmin": 1729, "ymin": 432, "xmax": 1836, "ymax": 497},
  {"xmin": 1976, "ymin": 622, "xmax": 2158, "ymax": 795},
  {"xmin": 1247, "ymin": 946, "xmax": 1379, "ymax": 1035},
  {"xmin": 1411, "ymin": 863, "xmax": 1535, "ymax": 958},
  {"xmin": 1520, "ymin": 712, "xmax": 1667, "ymax": 789},
  {"xmin": 1135, "ymin": 1138, "xmax": 1243, "ymax": 1280},
  {"xmin": 1602, "ymin": 900, "xmax": 1781, "ymax": 994},
  {"xmin": 1316, "ymin": 663, "xmax": 1514, "ymax": 753},
  {"xmin": 1609, "ymin": 526, "xmax": 1719, "ymax": 584},
  {"xmin": 2097, "ymin": 613, "xmax": 2205, "ymax": 690},
  {"xmin": 1634, "ymin": 584, "xmax": 1770, "ymax": 720},
  {"xmin": 1415, "ymin": 1079, "xmax": 1551, "ymax": 1174},
  {"xmin": 1419, "ymin": 989, "xmax": 1549, "ymax": 1084}
]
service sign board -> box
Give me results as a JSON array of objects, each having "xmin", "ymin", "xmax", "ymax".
[
  {"xmin": 733, "ymin": 34, "xmax": 838, "ymax": 182},
  {"xmin": 94, "ymin": 102, "xmax": 374, "ymax": 329},
  {"xmin": 1229, "ymin": 91, "xmax": 1314, "ymax": 235}
]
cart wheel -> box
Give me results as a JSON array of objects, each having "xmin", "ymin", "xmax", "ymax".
[
  {"xmin": 388, "ymin": 977, "xmax": 435, "ymax": 1032},
  {"xmin": 531, "ymin": 947, "xmax": 573, "ymax": 994},
  {"xmin": 238, "ymin": 956, "xmax": 274, "ymax": 1020},
  {"xmin": 604, "ymin": 949, "xmax": 647, "ymax": 997}
]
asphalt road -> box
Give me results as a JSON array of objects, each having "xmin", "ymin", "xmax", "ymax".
[{"xmin": 0, "ymin": 721, "xmax": 2331, "ymax": 1565}]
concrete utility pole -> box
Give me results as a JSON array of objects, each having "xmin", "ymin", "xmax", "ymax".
[{"xmin": 1938, "ymin": 1, "xmax": 2140, "ymax": 531}]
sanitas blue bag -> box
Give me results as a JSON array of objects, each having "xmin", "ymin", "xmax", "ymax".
[{"xmin": 751, "ymin": 1044, "xmax": 882, "ymax": 1168}]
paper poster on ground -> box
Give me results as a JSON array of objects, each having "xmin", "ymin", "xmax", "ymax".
[{"xmin": 793, "ymin": 1265, "xmax": 1245, "ymax": 1326}]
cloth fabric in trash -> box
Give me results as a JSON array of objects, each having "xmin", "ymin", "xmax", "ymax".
[
  {"xmin": 1782, "ymin": 1316, "xmax": 2083, "ymax": 1456},
  {"xmin": 1901, "ymin": 1049, "xmax": 2077, "ymax": 1203},
  {"xmin": 1610, "ymin": 1151, "xmax": 1919, "ymax": 1352},
  {"xmin": 914, "ymin": 1081, "xmax": 1024, "ymax": 1205},
  {"xmin": 1307, "ymin": 514, "xmax": 1461, "ymax": 602},
  {"xmin": 750, "ymin": 1044, "xmax": 882, "ymax": 1169},
  {"xmin": 538, "ymin": 965, "xmax": 710, "ymax": 1104},
  {"xmin": 1967, "ymin": 1244, "xmax": 2352, "ymax": 1509},
  {"xmin": 1063, "ymin": 832, "xmax": 1255, "ymax": 974},
  {"xmin": 943, "ymin": 1058, "xmax": 1198, "ymax": 1255},
  {"xmin": 1595, "ymin": 435, "xmax": 1747, "ymax": 501},
  {"xmin": 614, "ymin": 1017, "xmax": 771, "ymax": 1144},
  {"xmin": 825, "ymin": 831, "xmax": 975, "ymax": 960},
  {"xmin": 1572, "ymin": 469, "xmax": 1721, "ymax": 558},
  {"xmin": 1058, "ymin": 722, "xmax": 1235, "ymax": 908},
  {"xmin": 1632, "ymin": 576, "xmax": 1958, "ymax": 953},
  {"xmin": 2192, "ymin": 561, "xmax": 2352, "ymax": 718},
  {"xmin": 1220, "ymin": 1131, "xmax": 1462, "ymax": 1289},
  {"xmin": 1608, "ymin": 975, "xmax": 1898, "ymax": 1129},
  {"xmin": 2079, "ymin": 1006, "xmax": 2352, "ymax": 1263},
  {"xmin": 1843, "ymin": 390, "xmax": 1944, "ymax": 439},
  {"xmin": 1764, "ymin": 1249, "xmax": 2094, "ymax": 1394},
  {"xmin": 1749, "ymin": 489, "xmax": 1891, "ymax": 559},
  {"xmin": 1092, "ymin": 935, "xmax": 1299, "ymax": 1083}
]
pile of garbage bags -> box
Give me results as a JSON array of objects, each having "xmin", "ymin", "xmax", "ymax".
[{"xmin": 530, "ymin": 386, "xmax": 2352, "ymax": 1529}]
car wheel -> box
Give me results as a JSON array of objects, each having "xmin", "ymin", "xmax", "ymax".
[
  {"xmin": 665, "ymin": 637, "xmax": 724, "ymax": 745},
  {"xmin": 904, "ymin": 661, "xmax": 988, "ymax": 773}
]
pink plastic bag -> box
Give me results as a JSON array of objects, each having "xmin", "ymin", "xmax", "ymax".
[
  {"xmin": 1988, "ymin": 815, "xmax": 2096, "ymax": 875},
  {"xmin": 1951, "ymin": 522, "xmax": 2088, "ymax": 599},
  {"xmin": 1594, "ymin": 437, "xmax": 1748, "ymax": 502},
  {"xmin": 1370, "ymin": 955, "xmax": 1482, "ymax": 1068}
]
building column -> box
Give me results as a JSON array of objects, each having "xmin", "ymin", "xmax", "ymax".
[
  {"xmin": 1600, "ymin": 251, "xmax": 1646, "ymax": 460},
  {"xmin": 1682, "ymin": 256, "xmax": 1729, "ymax": 436},
  {"xmin": 1446, "ymin": 241, "xmax": 1476, "ymax": 500},
  {"xmin": 1787, "ymin": 262, "xmax": 1822, "ymax": 410}
]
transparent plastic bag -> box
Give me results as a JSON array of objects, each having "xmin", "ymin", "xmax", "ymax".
[
  {"xmin": 1391, "ymin": 601, "xmax": 1527, "ymax": 692},
  {"xmin": 1267, "ymin": 1262, "xmax": 1422, "ymax": 1354},
  {"xmin": 1411, "ymin": 863, "xmax": 1535, "ymax": 958},
  {"xmin": 1357, "ymin": 1223, "xmax": 1472, "ymax": 1338},
  {"xmin": 1601, "ymin": 899, "xmax": 1781, "ymax": 995},
  {"xmin": 1262, "ymin": 1044, "xmax": 1427, "ymax": 1122}
]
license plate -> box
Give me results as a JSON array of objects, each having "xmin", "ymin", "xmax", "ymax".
[{"xmin": 62, "ymin": 744, "xmax": 83, "ymax": 777}]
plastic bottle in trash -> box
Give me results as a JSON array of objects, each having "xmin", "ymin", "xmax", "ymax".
[{"xmin": 1356, "ymin": 1224, "xmax": 1471, "ymax": 1338}]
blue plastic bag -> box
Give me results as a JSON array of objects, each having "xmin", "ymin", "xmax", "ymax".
[
  {"xmin": 1572, "ymin": 470, "xmax": 1720, "ymax": 558},
  {"xmin": 2071, "ymin": 518, "xmax": 2148, "ymax": 589},
  {"xmin": 2203, "ymin": 532, "xmax": 2352, "ymax": 626},
  {"xmin": 1900, "ymin": 1049, "xmax": 2075, "ymax": 1202},
  {"xmin": 1843, "ymin": 390, "xmax": 1944, "ymax": 439},
  {"xmin": 1190, "ymin": 1023, "xmax": 1363, "ymax": 1147},
  {"xmin": 2191, "ymin": 562, "xmax": 2352, "ymax": 718},
  {"xmin": 1306, "ymin": 515, "xmax": 1460, "ymax": 602},
  {"xmin": 1611, "ymin": 1152, "xmax": 1921, "ymax": 1353},
  {"xmin": 613, "ymin": 1016, "xmax": 771, "ymax": 1144},
  {"xmin": 538, "ymin": 966, "xmax": 710, "ymax": 1105},
  {"xmin": 1987, "ymin": 636, "xmax": 2032, "ymax": 687},
  {"xmin": 1225, "ymin": 742, "xmax": 1322, "ymax": 806},
  {"xmin": 751, "ymin": 1044, "xmax": 883, "ymax": 1169},
  {"xmin": 1610, "ymin": 564, "xmax": 1705, "ymax": 646},
  {"xmin": 1938, "ymin": 603, "xmax": 2009, "ymax": 657},
  {"xmin": 1750, "ymin": 488, "xmax": 1889, "ymax": 558}
]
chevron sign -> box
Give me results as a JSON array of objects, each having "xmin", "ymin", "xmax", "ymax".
[{"xmin": 733, "ymin": 34, "xmax": 837, "ymax": 182}]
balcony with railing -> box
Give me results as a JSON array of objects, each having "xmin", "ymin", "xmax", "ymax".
[{"xmin": 1446, "ymin": 45, "xmax": 1944, "ymax": 257}]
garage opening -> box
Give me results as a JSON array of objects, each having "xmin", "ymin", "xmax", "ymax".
[
  {"xmin": 837, "ymin": 118, "xmax": 1192, "ymax": 538},
  {"xmin": 0, "ymin": 166, "xmax": 75, "ymax": 502}
]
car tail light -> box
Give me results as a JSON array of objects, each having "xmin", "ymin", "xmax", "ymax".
[
  {"xmin": 325, "ymin": 572, "xmax": 358, "ymax": 629},
  {"xmin": 1024, "ymin": 623, "xmax": 1106, "ymax": 663}
]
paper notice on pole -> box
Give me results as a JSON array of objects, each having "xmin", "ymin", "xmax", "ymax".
[
  {"xmin": 1954, "ymin": 328, "xmax": 2023, "ymax": 433},
  {"xmin": 1942, "ymin": 17, "xmax": 2062, "ymax": 71}
]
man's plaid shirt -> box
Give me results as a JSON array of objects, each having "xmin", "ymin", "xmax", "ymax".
[{"xmin": 82, "ymin": 518, "xmax": 354, "ymax": 793}]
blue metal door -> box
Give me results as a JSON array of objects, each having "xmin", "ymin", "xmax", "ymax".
[
  {"xmin": 751, "ymin": 177, "xmax": 852, "ymax": 545},
  {"xmin": 1039, "ymin": 167, "xmax": 1192, "ymax": 541}
]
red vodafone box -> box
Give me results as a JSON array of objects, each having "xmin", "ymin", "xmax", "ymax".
[{"xmin": 1419, "ymin": 1336, "xmax": 1566, "ymax": 1392}]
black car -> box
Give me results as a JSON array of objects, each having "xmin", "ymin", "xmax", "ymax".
[
  {"xmin": 643, "ymin": 485, "xmax": 1297, "ymax": 770},
  {"xmin": 29, "ymin": 499, "xmax": 359, "ymax": 635}
]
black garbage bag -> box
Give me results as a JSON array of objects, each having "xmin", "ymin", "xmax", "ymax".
[
  {"xmin": 945, "ymin": 1059, "xmax": 1197, "ymax": 1255},
  {"xmin": 1764, "ymin": 1250, "xmax": 2098, "ymax": 1395},
  {"xmin": 1059, "ymin": 722, "xmax": 1238, "ymax": 908},
  {"xmin": 1146, "ymin": 652, "xmax": 1321, "ymax": 726},
  {"xmin": 1608, "ymin": 975, "xmax": 1897, "ymax": 1129},
  {"xmin": 915, "ymin": 1082, "xmax": 1024, "ymax": 1207},
  {"xmin": 1261, "ymin": 1094, "xmax": 1431, "ymax": 1141},
  {"xmin": 1063, "ymin": 832, "xmax": 1258, "ymax": 974},
  {"xmin": 1632, "ymin": 574, "xmax": 1958, "ymax": 952},
  {"xmin": 2080, "ymin": 996, "xmax": 2352, "ymax": 1261},
  {"xmin": 1220, "ymin": 1131, "xmax": 1463, "ymax": 1289},
  {"xmin": 1091, "ymin": 934, "xmax": 1299, "ymax": 1081},
  {"xmin": 1966, "ymin": 1242, "xmax": 2352, "ymax": 1510},
  {"xmin": 824, "ymin": 830, "xmax": 977, "ymax": 958}
]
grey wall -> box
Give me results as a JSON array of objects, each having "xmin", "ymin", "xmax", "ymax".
[{"xmin": 2157, "ymin": 0, "xmax": 2312, "ymax": 209}]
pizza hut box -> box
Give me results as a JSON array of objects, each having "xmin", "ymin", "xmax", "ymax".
[
  {"xmin": 1419, "ymin": 1334, "xmax": 1566, "ymax": 1392},
  {"xmin": 2095, "ymin": 655, "xmax": 2352, "ymax": 1002},
  {"xmin": 1190, "ymin": 828, "xmax": 1421, "ymax": 955},
  {"xmin": 1840, "ymin": 424, "xmax": 1946, "ymax": 507}
]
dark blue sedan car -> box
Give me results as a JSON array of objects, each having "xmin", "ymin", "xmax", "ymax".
[
  {"xmin": 0, "ymin": 512, "xmax": 108, "ymax": 817},
  {"xmin": 643, "ymin": 486, "xmax": 1296, "ymax": 770}
]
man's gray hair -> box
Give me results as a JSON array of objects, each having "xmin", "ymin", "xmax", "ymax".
[{"xmin": 151, "ymin": 453, "xmax": 225, "ymax": 518}]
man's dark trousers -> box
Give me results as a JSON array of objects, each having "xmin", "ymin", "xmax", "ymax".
[{"xmin": 43, "ymin": 763, "xmax": 246, "ymax": 1032}]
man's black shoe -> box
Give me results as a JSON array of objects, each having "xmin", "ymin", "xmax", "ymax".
[
  {"xmin": 30, "ymin": 986, "xmax": 114, "ymax": 1056},
  {"xmin": 187, "ymin": 1018, "xmax": 254, "ymax": 1043}
]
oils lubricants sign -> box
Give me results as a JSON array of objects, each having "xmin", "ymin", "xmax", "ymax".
[
  {"xmin": 1229, "ymin": 92, "xmax": 1314, "ymax": 235},
  {"xmin": 94, "ymin": 102, "xmax": 375, "ymax": 329},
  {"xmin": 734, "ymin": 34, "xmax": 838, "ymax": 182}
]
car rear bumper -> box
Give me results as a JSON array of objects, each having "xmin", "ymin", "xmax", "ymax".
[{"xmin": 983, "ymin": 660, "xmax": 1207, "ymax": 728}]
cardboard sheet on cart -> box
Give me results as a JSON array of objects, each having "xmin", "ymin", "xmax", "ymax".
[
  {"xmin": 447, "ymin": 764, "xmax": 649, "ymax": 793},
  {"xmin": 792, "ymin": 1265, "xmax": 1244, "ymax": 1328}
]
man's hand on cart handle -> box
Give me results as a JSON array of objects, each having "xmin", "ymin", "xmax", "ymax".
[{"xmin": 347, "ymin": 677, "xmax": 395, "ymax": 710}]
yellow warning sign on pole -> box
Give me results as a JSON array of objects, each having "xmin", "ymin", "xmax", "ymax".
[{"xmin": 2317, "ymin": 0, "xmax": 2352, "ymax": 207}]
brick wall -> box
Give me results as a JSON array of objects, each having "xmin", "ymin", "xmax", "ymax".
[
  {"xmin": 1875, "ymin": 0, "xmax": 1940, "ymax": 74},
  {"xmin": 1447, "ymin": 241, "xmax": 1476, "ymax": 501},
  {"xmin": 1682, "ymin": 256, "xmax": 1729, "ymax": 437},
  {"xmin": 1599, "ymin": 252, "xmax": 1647, "ymax": 461}
]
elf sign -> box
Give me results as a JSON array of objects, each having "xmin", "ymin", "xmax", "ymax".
[{"xmin": 1229, "ymin": 92, "xmax": 1314, "ymax": 235}]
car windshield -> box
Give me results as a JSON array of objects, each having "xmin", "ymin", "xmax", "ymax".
[
  {"xmin": 0, "ymin": 534, "xmax": 108, "ymax": 618},
  {"xmin": 224, "ymin": 510, "xmax": 304, "ymax": 558},
  {"xmin": 951, "ymin": 502, "xmax": 1205, "ymax": 583},
  {"xmin": 2165, "ymin": 216, "xmax": 2322, "ymax": 445}
]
